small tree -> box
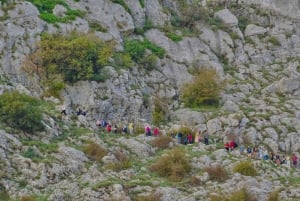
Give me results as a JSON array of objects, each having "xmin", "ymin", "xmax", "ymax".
[
  {"xmin": 151, "ymin": 96, "xmax": 167, "ymax": 126},
  {"xmin": 181, "ymin": 68, "xmax": 224, "ymax": 108}
]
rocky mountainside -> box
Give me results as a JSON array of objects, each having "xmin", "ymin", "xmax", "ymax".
[{"xmin": 1, "ymin": 0, "xmax": 300, "ymax": 200}]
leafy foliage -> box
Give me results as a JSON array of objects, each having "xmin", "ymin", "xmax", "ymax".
[
  {"xmin": 124, "ymin": 39, "xmax": 165, "ymax": 65},
  {"xmin": 180, "ymin": 68, "xmax": 224, "ymax": 108},
  {"xmin": 0, "ymin": 91, "xmax": 45, "ymax": 133},
  {"xmin": 233, "ymin": 160, "xmax": 257, "ymax": 176},
  {"xmin": 149, "ymin": 148, "xmax": 191, "ymax": 181},
  {"xmin": 35, "ymin": 33, "xmax": 115, "ymax": 83},
  {"xmin": 26, "ymin": 0, "xmax": 85, "ymax": 23},
  {"xmin": 22, "ymin": 148, "xmax": 42, "ymax": 162}
]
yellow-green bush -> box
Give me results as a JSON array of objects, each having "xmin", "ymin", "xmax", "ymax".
[
  {"xmin": 204, "ymin": 164, "xmax": 228, "ymax": 182},
  {"xmin": 29, "ymin": 33, "xmax": 115, "ymax": 84},
  {"xmin": 180, "ymin": 68, "xmax": 224, "ymax": 108},
  {"xmin": 233, "ymin": 160, "xmax": 257, "ymax": 176},
  {"xmin": 151, "ymin": 135, "xmax": 173, "ymax": 149},
  {"xmin": 149, "ymin": 148, "xmax": 191, "ymax": 181},
  {"xmin": 83, "ymin": 142, "xmax": 107, "ymax": 162}
]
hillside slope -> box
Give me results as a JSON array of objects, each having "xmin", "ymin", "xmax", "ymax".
[{"xmin": 1, "ymin": 0, "xmax": 300, "ymax": 200}]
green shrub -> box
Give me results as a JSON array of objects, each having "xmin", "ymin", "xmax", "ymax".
[
  {"xmin": 151, "ymin": 135, "xmax": 173, "ymax": 149},
  {"xmin": 204, "ymin": 164, "xmax": 228, "ymax": 182},
  {"xmin": 238, "ymin": 16, "xmax": 249, "ymax": 32},
  {"xmin": 112, "ymin": 52, "xmax": 134, "ymax": 69},
  {"xmin": 233, "ymin": 160, "xmax": 257, "ymax": 176},
  {"xmin": 124, "ymin": 39, "xmax": 165, "ymax": 64},
  {"xmin": 83, "ymin": 142, "xmax": 107, "ymax": 162},
  {"xmin": 139, "ymin": 54, "xmax": 158, "ymax": 71},
  {"xmin": 139, "ymin": 0, "xmax": 145, "ymax": 8},
  {"xmin": 32, "ymin": 33, "xmax": 114, "ymax": 83},
  {"xmin": 22, "ymin": 148, "xmax": 42, "ymax": 162},
  {"xmin": 180, "ymin": 68, "xmax": 224, "ymax": 108},
  {"xmin": 42, "ymin": 75, "xmax": 65, "ymax": 98},
  {"xmin": 149, "ymin": 148, "xmax": 191, "ymax": 181},
  {"xmin": 0, "ymin": 91, "xmax": 45, "ymax": 133}
]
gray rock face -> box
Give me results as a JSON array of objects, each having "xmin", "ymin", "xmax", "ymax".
[
  {"xmin": 117, "ymin": 137, "xmax": 154, "ymax": 158},
  {"xmin": 214, "ymin": 9, "xmax": 238, "ymax": 26},
  {"xmin": 245, "ymin": 24, "xmax": 268, "ymax": 37}
]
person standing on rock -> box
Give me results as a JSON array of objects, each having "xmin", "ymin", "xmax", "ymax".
[
  {"xmin": 292, "ymin": 153, "xmax": 298, "ymax": 168},
  {"xmin": 203, "ymin": 130, "xmax": 209, "ymax": 145}
]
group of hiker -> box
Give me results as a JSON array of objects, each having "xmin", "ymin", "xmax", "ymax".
[
  {"xmin": 62, "ymin": 107, "xmax": 299, "ymax": 169},
  {"xmin": 171, "ymin": 129, "xmax": 210, "ymax": 145}
]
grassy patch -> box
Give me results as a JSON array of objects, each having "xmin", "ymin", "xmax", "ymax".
[{"xmin": 26, "ymin": 0, "xmax": 85, "ymax": 23}]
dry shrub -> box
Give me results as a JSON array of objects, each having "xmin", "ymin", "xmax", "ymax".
[
  {"xmin": 83, "ymin": 142, "xmax": 107, "ymax": 162},
  {"xmin": 233, "ymin": 160, "xmax": 257, "ymax": 176},
  {"xmin": 106, "ymin": 151, "xmax": 131, "ymax": 171},
  {"xmin": 204, "ymin": 164, "xmax": 228, "ymax": 182},
  {"xmin": 188, "ymin": 175, "xmax": 201, "ymax": 186},
  {"xmin": 151, "ymin": 135, "xmax": 173, "ymax": 149},
  {"xmin": 20, "ymin": 195, "xmax": 36, "ymax": 201},
  {"xmin": 133, "ymin": 193, "xmax": 161, "ymax": 201},
  {"xmin": 227, "ymin": 188, "xmax": 257, "ymax": 201},
  {"xmin": 209, "ymin": 188, "xmax": 257, "ymax": 201},
  {"xmin": 149, "ymin": 148, "xmax": 191, "ymax": 181},
  {"xmin": 267, "ymin": 190, "xmax": 280, "ymax": 201}
]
